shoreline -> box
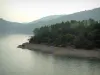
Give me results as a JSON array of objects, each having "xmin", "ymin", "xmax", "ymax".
[{"xmin": 18, "ymin": 43, "xmax": 100, "ymax": 59}]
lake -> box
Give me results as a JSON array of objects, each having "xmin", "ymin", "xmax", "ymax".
[{"xmin": 0, "ymin": 34, "xmax": 100, "ymax": 75}]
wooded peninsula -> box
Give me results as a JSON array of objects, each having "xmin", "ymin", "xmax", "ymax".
[
  {"xmin": 18, "ymin": 19, "xmax": 100, "ymax": 59},
  {"xmin": 29, "ymin": 19, "xmax": 100, "ymax": 49}
]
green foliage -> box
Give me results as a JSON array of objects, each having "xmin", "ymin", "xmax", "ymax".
[{"xmin": 29, "ymin": 19, "xmax": 100, "ymax": 49}]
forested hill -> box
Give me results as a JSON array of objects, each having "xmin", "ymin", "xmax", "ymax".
[
  {"xmin": 14, "ymin": 7, "xmax": 100, "ymax": 34},
  {"xmin": 29, "ymin": 7, "xmax": 100, "ymax": 26},
  {"xmin": 0, "ymin": 7, "xmax": 100, "ymax": 34},
  {"xmin": 29, "ymin": 19, "xmax": 100, "ymax": 49}
]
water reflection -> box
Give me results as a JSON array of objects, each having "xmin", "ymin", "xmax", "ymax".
[{"xmin": 0, "ymin": 34, "xmax": 100, "ymax": 75}]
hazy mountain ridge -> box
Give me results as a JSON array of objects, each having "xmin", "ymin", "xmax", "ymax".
[
  {"xmin": 0, "ymin": 18, "xmax": 28, "ymax": 34},
  {"xmin": 0, "ymin": 7, "xmax": 100, "ymax": 34},
  {"xmin": 30, "ymin": 15, "xmax": 63, "ymax": 23}
]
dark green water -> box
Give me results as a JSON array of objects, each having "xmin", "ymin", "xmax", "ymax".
[{"xmin": 0, "ymin": 34, "xmax": 100, "ymax": 75}]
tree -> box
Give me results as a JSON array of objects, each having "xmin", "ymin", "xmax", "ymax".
[{"xmin": 29, "ymin": 19, "xmax": 100, "ymax": 49}]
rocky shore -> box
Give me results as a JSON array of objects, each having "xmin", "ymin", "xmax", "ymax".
[{"xmin": 18, "ymin": 43, "xmax": 100, "ymax": 59}]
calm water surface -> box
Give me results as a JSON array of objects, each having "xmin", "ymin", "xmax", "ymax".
[{"xmin": 0, "ymin": 34, "xmax": 100, "ymax": 75}]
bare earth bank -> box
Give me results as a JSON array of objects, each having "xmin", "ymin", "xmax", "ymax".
[{"xmin": 18, "ymin": 43, "xmax": 100, "ymax": 59}]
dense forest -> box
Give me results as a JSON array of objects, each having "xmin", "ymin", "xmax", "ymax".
[{"xmin": 29, "ymin": 19, "xmax": 100, "ymax": 49}]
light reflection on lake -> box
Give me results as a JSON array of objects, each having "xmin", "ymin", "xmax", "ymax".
[{"xmin": 0, "ymin": 34, "xmax": 100, "ymax": 75}]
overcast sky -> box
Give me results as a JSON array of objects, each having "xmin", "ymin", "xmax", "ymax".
[{"xmin": 0, "ymin": 0, "xmax": 100, "ymax": 23}]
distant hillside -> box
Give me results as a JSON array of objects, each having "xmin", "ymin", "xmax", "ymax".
[
  {"xmin": 30, "ymin": 7, "xmax": 100, "ymax": 25},
  {"xmin": 0, "ymin": 7, "xmax": 100, "ymax": 34},
  {"xmin": 27, "ymin": 7, "xmax": 100, "ymax": 33},
  {"xmin": 0, "ymin": 18, "xmax": 30, "ymax": 34},
  {"xmin": 49, "ymin": 8, "xmax": 100, "ymax": 22}
]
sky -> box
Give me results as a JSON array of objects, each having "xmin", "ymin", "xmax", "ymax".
[{"xmin": 0, "ymin": 0, "xmax": 100, "ymax": 23}]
